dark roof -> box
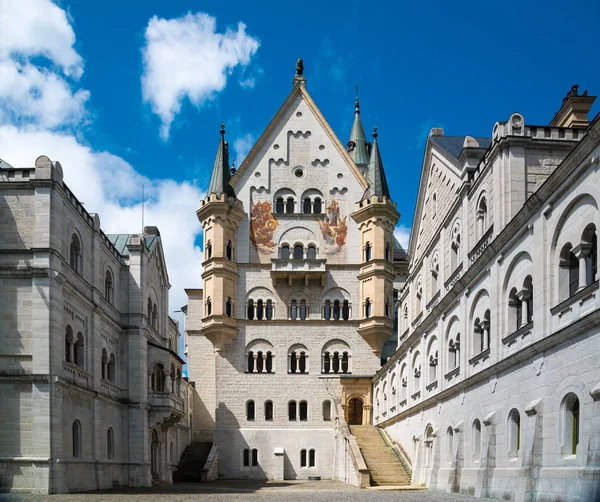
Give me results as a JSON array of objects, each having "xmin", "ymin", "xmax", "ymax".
[
  {"xmin": 393, "ymin": 235, "xmax": 407, "ymax": 260},
  {"xmin": 362, "ymin": 130, "xmax": 391, "ymax": 200},
  {"xmin": 429, "ymin": 136, "xmax": 491, "ymax": 161}
]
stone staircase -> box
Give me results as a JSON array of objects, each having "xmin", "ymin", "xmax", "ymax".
[
  {"xmin": 173, "ymin": 441, "xmax": 212, "ymax": 482},
  {"xmin": 349, "ymin": 425, "xmax": 411, "ymax": 486}
]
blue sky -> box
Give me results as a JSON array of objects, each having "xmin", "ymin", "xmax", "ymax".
[{"xmin": 1, "ymin": 0, "xmax": 599, "ymax": 344}]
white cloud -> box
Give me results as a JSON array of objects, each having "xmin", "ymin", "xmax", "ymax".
[
  {"xmin": 0, "ymin": 0, "xmax": 88, "ymax": 129},
  {"xmin": 233, "ymin": 133, "xmax": 254, "ymax": 165},
  {"xmin": 0, "ymin": 0, "xmax": 205, "ymax": 333},
  {"xmin": 394, "ymin": 224, "xmax": 411, "ymax": 251},
  {"xmin": 141, "ymin": 12, "xmax": 260, "ymax": 140}
]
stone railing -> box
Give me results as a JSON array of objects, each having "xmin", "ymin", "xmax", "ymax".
[
  {"xmin": 468, "ymin": 226, "xmax": 494, "ymax": 265},
  {"xmin": 200, "ymin": 444, "xmax": 219, "ymax": 482}
]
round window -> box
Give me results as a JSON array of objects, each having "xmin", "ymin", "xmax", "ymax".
[{"xmin": 294, "ymin": 168, "xmax": 304, "ymax": 178}]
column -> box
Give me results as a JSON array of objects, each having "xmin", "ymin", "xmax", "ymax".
[
  {"xmin": 252, "ymin": 354, "xmax": 258, "ymax": 373},
  {"xmin": 328, "ymin": 353, "xmax": 334, "ymax": 373},
  {"xmin": 261, "ymin": 353, "xmax": 267, "ymax": 372},
  {"xmin": 295, "ymin": 353, "xmax": 300, "ymax": 373},
  {"xmin": 480, "ymin": 320, "xmax": 490, "ymax": 350},
  {"xmin": 517, "ymin": 290, "xmax": 530, "ymax": 327},
  {"xmin": 573, "ymin": 244, "xmax": 592, "ymax": 291},
  {"xmin": 69, "ymin": 341, "xmax": 74, "ymax": 363}
]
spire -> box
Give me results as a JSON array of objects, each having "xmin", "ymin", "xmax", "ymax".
[
  {"xmin": 207, "ymin": 123, "xmax": 236, "ymax": 199},
  {"xmin": 363, "ymin": 126, "xmax": 391, "ymax": 200},
  {"xmin": 347, "ymin": 84, "xmax": 369, "ymax": 168}
]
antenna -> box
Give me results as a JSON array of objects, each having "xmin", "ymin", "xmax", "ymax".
[{"xmin": 141, "ymin": 184, "xmax": 145, "ymax": 234}]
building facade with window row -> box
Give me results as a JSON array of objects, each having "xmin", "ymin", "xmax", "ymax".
[
  {"xmin": 372, "ymin": 87, "xmax": 600, "ymax": 501},
  {"xmin": 0, "ymin": 157, "xmax": 191, "ymax": 493},
  {"xmin": 185, "ymin": 69, "xmax": 406, "ymax": 481}
]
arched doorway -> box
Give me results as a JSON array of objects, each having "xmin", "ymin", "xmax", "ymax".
[{"xmin": 347, "ymin": 397, "xmax": 364, "ymax": 425}]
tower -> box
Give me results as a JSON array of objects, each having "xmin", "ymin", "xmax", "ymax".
[
  {"xmin": 347, "ymin": 85, "xmax": 370, "ymax": 174},
  {"xmin": 196, "ymin": 125, "xmax": 245, "ymax": 352},
  {"xmin": 351, "ymin": 127, "xmax": 399, "ymax": 355}
]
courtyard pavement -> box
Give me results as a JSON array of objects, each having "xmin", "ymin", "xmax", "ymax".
[{"xmin": 0, "ymin": 480, "xmax": 502, "ymax": 502}]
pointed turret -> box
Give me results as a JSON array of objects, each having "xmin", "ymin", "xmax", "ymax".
[
  {"xmin": 363, "ymin": 127, "xmax": 391, "ymax": 201},
  {"xmin": 207, "ymin": 123, "xmax": 235, "ymax": 199},
  {"xmin": 347, "ymin": 85, "xmax": 370, "ymax": 170}
]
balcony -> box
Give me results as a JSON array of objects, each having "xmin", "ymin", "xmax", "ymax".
[
  {"xmin": 148, "ymin": 391, "xmax": 185, "ymax": 428},
  {"xmin": 270, "ymin": 258, "xmax": 327, "ymax": 286}
]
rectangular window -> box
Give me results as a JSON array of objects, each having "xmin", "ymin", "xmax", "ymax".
[
  {"xmin": 251, "ymin": 448, "xmax": 258, "ymax": 467},
  {"xmin": 243, "ymin": 449, "xmax": 250, "ymax": 467},
  {"xmin": 309, "ymin": 449, "xmax": 315, "ymax": 467},
  {"xmin": 300, "ymin": 449, "xmax": 307, "ymax": 467}
]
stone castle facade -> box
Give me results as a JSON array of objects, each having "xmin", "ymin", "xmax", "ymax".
[
  {"xmin": 372, "ymin": 86, "xmax": 600, "ymax": 501},
  {"xmin": 0, "ymin": 157, "xmax": 191, "ymax": 493},
  {"xmin": 185, "ymin": 72, "xmax": 405, "ymax": 482}
]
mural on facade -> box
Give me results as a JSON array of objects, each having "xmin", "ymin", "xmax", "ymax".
[
  {"xmin": 318, "ymin": 200, "xmax": 348, "ymax": 255},
  {"xmin": 250, "ymin": 200, "xmax": 279, "ymax": 254}
]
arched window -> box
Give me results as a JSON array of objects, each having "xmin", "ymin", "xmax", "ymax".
[
  {"xmin": 104, "ymin": 270, "xmax": 114, "ymax": 304},
  {"xmin": 281, "ymin": 245, "xmax": 290, "ymax": 259},
  {"xmin": 108, "ymin": 353, "xmax": 116, "ymax": 382},
  {"xmin": 243, "ymin": 448, "xmax": 250, "ymax": 467},
  {"xmin": 256, "ymin": 299, "xmax": 264, "ymax": 320},
  {"xmin": 206, "ymin": 297, "xmax": 212, "ymax": 316},
  {"xmin": 341, "ymin": 352, "xmax": 349, "ymax": 373},
  {"xmin": 293, "ymin": 244, "xmax": 304, "ymax": 260},
  {"xmin": 432, "ymin": 193, "xmax": 437, "ymax": 219},
  {"xmin": 251, "ymin": 449, "xmax": 258, "ymax": 466},
  {"xmin": 299, "ymin": 400, "xmax": 308, "ymax": 421},
  {"xmin": 416, "ymin": 278, "xmax": 423, "ymax": 313},
  {"xmin": 225, "ymin": 298, "xmax": 232, "ymax": 317},
  {"xmin": 428, "ymin": 349, "xmax": 438, "ymax": 383},
  {"xmin": 425, "ymin": 425, "xmax": 434, "ymax": 467},
  {"xmin": 323, "ymin": 300, "xmax": 331, "ymax": 320},
  {"xmin": 170, "ymin": 364, "xmax": 176, "ymax": 392},
  {"xmin": 288, "ymin": 401, "xmax": 297, "ymax": 421},
  {"xmin": 246, "ymin": 400, "xmax": 255, "ymax": 421},
  {"xmin": 107, "ymin": 427, "xmax": 114, "ymax": 460},
  {"xmin": 448, "ymin": 333, "xmax": 460, "ymax": 370},
  {"xmin": 523, "ymin": 275, "xmax": 533, "ymax": 324},
  {"xmin": 206, "ymin": 240, "xmax": 212, "ymax": 259},
  {"xmin": 507, "ymin": 409, "xmax": 521, "ymax": 458},
  {"xmin": 309, "ymin": 449, "xmax": 315, "ymax": 467},
  {"xmin": 385, "ymin": 300, "xmax": 391, "ymax": 318},
  {"xmin": 72, "ymin": 420, "xmax": 82, "ymax": 458},
  {"xmin": 266, "ymin": 300, "xmax": 273, "ymax": 320},
  {"xmin": 431, "ymin": 254, "xmax": 439, "ymax": 295},
  {"xmin": 101, "ymin": 349, "xmax": 108, "ymax": 379},
  {"xmin": 559, "ymin": 243, "xmax": 579, "ymax": 298},
  {"xmin": 322, "ymin": 400, "xmax": 331, "ymax": 421},
  {"xmin": 176, "ymin": 368, "xmax": 182, "ymax": 395},
  {"xmin": 332, "ymin": 352, "xmax": 340, "ymax": 373},
  {"xmin": 561, "ymin": 393, "xmax": 580, "ymax": 456},
  {"xmin": 152, "ymin": 304, "xmax": 158, "ymax": 328},
  {"xmin": 289, "ymin": 350, "xmax": 307, "ymax": 374},
  {"xmin": 333, "ymin": 300, "xmax": 340, "ymax": 320},
  {"xmin": 275, "ymin": 197, "xmax": 284, "ymax": 214},
  {"xmin": 247, "ymin": 299, "xmax": 255, "ymax": 320},
  {"xmin": 265, "ymin": 400, "xmax": 273, "ymax": 421},
  {"xmin": 472, "ymin": 419, "xmax": 481, "ymax": 462},
  {"xmin": 414, "ymin": 362, "xmax": 421, "ymax": 390},
  {"xmin": 74, "ymin": 332, "xmax": 84, "ymax": 368},
  {"xmin": 583, "ymin": 224, "xmax": 598, "ymax": 285},
  {"xmin": 476, "ymin": 196, "xmax": 488, "ymax": 240},
  {"xmin": 364, "ymin": 299, "xmax": 371, "ymax": 318},
  {"xmin": 474, "ymin": 310, "xmax": 490, "ymax": 354},
  {"xmin": 169, "ymin": 441, "xmax": 174, "ymax": 463},
  {"xmin": 385, "ymin": 242, "xmax": 392, "ymax": 261},
  {"xmin": 247, "ymin": 351, "xmax": 255, "ymax": 373},
  {"xmin": 446, "ymin": 426, "xmax": 454, "ymax": 461},
  {"xmin": 508, "ymin": 287, "xmax": 521, "ymax": 331},
  {"xmin": 303, "ymin": 198, "xmax": 311, "ymax": 214},
  {"xmin": 65, "ymin": 325, "xmax": 74, "ymax": 363},
  {"xmin": 342, "ymin": 300, "xmax": 350, "ymax": 320},
  {"xmin": 70, "ymin": 233, "xmax": 82, "ymax": 274},
  {"xmin": 364, "ymin": 242, "xmax": 372, "ymax": 262},
  {"xmin": 307, "ymin": 245, "xmax": 317, "ymax": 259},
  {"xmin": 313, "ymin": 198, "xmax": 322, "ymax": 214},
  {"xmin": 290, "ymin": 300, "xmax": 297, "ymax": 320},
  {"xmin": 299, "ymin": 300, "xmax": 307, "ymax": 320},
  {"xmin": 152, "ymin": 363, "xmax": 165, "ymax": 392},
  {"xmin": 226, "ymin": 240, "xmax": 233, "ymax": 260},
  {"xmin": 300, "ymin": 449, "xmax": 307, "ymax": 467},
  {"xmin": 286, "ymin": 197, "xmax": 294, "ymax": 214},
  {"xmin": 148, "ymin": 297, "xmax": 153, "ymax": 320},
  {"xmin": 451, "ymin": 237, "xmax": 461, "ymax": 271}
]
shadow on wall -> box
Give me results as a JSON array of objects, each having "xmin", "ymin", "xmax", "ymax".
[
  {"xmin": 216, "ymin": 402, "xmax": 267, "ymax": 480},
  {"xmin": 192, "ymin": 385, "xmax": 215, "ymax": 442},
  {"xmin": 0, "ymin": 191, "xmax": 28, "ymax": 491}
]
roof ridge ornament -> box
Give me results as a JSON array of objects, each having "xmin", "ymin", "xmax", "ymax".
[
  {"xmin": 293, "ymin": 58, "xmax": 306, "ymax": 87},
  {"xmin": 355, "ymin": 84, "xmax": 360, "ymax": 114}
]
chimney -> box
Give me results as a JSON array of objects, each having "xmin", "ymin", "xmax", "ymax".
[{"xmin": 549, "ymin": 85, "xmax": 596, "ymax": 128}]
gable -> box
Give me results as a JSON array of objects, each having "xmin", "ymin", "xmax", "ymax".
[
  {"xmin": 231, "ymin": 85, "xmax": 368, "ymax": 265},
  {"xmin": 408, "ymin": 141, "xmax": 464, "ymax": 265}
]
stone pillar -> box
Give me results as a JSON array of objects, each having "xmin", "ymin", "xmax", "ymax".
[
  {"xmin": 295, "ymin": 353, "xmax": 300, "ymax": 373},
  {"xmin": 517, "ymin": 289, "xmax": 531, "ymax": 327},
  {"xmin": 480, "ymin": 320, "xmax": 490, "ymax": 350},
  {"xmin": 261, "ymin": 352, "xmax": 267, "ymax": 372},
  {"xmin": 252, "ymin": 354, "xmax": 258, "ymax": 373},
  {"xmin": 573, "ymin": 244, "xmax": 592, "ymax": 291}
]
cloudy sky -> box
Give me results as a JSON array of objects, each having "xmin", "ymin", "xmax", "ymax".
[{"xmin": 1, "ymin": 0, "xmax": 599, "ymax": 347}]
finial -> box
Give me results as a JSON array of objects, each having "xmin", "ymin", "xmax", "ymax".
[
  {"xmin": 355, "ymin": 84, "xmax": 360, "ymax": 114},
  {"xmin": 231, "ymin": 159, "xmax": 235, "ymax": 169},
  {"xmin": 220, "ymin": 123, "xmax": 225, "ymax": 135},
  {"xmin": 295, "ymin": 58, "xmax": 304, "ymax": 77},
  {"xmin": 373, "ymin": 126, "xmax": 378, "ymax": 139}
]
